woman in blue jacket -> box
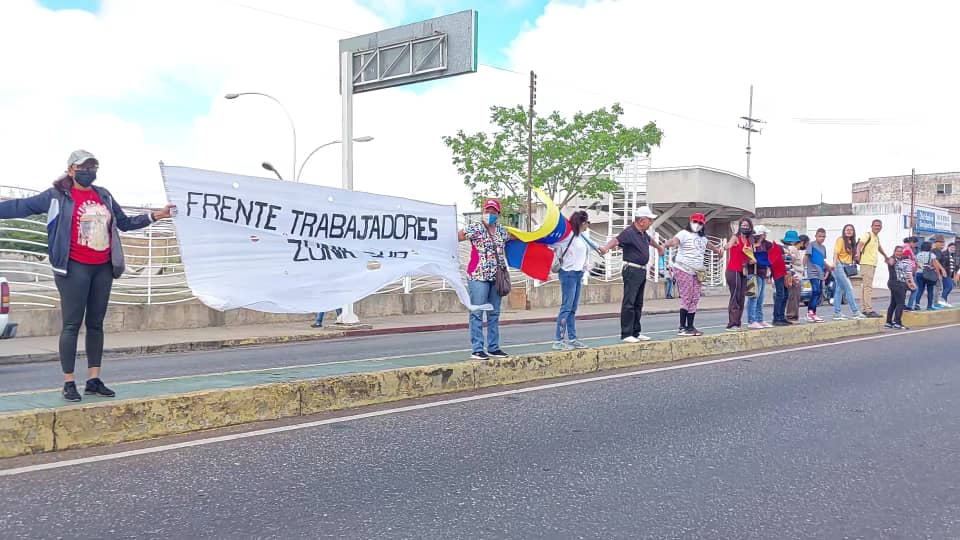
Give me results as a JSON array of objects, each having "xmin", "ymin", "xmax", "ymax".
[{"xmin": 0, "ymin": 150, "xmax": 174, "ymax": 402}]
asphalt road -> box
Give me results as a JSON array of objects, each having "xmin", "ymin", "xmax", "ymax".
[
  {"xmin": 0, "ymin": 310, "xmax": 732, "ymax": 393},
  {"xmin": 1, "ymin": 325, "xmax": 957, "ymax": 539}
]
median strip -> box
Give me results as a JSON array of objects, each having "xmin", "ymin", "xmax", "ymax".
[{"xmin": 1, "ymin": 312, "xmax": 953, "ymax": 459}]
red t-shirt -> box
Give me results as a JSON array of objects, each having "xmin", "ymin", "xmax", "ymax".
[
  {"xmin": 726, "ymin": 235, "xmax": 749, "ymax": 272},
  {"xmin": 69, "ymin": 187, "xmax": 112, "ymax": 265}
]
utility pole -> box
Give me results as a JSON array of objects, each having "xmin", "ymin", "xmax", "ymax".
[
  {"xmin": 738, "ymin": 84, "xmax": 764, "ymax": 179},
  {"xmin": 527, "ymin": 70, "xmax": 537, "ymax": 230},
  {"xmin": 910, "ymin": 168, "xmax": 917, "ymax": 232}
]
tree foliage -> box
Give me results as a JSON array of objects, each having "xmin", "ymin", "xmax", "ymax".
[{"xmin": 443, "ymin": 103, "xmax": 663, "ymax": 216}]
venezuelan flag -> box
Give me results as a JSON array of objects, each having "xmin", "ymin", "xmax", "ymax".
[{"xmin": 504, "ymin": 240, "xmax": 555, "ymax": 281}]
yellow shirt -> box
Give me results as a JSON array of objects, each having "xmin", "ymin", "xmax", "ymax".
[
  {"xmin": 834, "ymin": 237, "xmax": 854, "ymax": 265},
  {"xmin": 858, "ymin": 231, "xmax": 880, "ymax": 266}
]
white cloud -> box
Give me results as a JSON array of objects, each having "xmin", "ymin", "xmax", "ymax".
[{"xmin": 2, "ymin": 0, "xmax": 958, "ymax": 215}]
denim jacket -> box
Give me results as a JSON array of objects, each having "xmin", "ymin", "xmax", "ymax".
[{"xmin": 0, "ymin": 183, "xmax": 154, "ymax": 278}]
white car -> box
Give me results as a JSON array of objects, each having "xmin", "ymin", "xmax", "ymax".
[{"xmin": 0, "ymin": 277, "xmax": 17, "ymax": 339}]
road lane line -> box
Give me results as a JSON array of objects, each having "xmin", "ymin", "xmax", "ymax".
[{"xmin": 2, "ymin": 323, "xmax": 956, "ymax": 477}]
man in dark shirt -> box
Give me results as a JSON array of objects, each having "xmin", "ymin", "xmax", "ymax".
[
  {"xmin": 600, "ymin": 206, "xmax": 665, "ymax": 342},
  {"xmin": 931, "ymin": 235, "xmax": 948, "ymax": 308}
]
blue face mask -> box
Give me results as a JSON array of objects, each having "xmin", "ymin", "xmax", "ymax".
[
  {"xmin": 74, "ymin": 170, "xmax": 97, "ymax": 187},
  {"xmin": 485, "ymin": 213, "xmax": 498, "ymax": 226}
]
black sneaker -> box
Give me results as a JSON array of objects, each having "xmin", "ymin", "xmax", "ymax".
[
  {"xmin": 772, "ymin": 320, "xmax": 791, "ymax": 327},
  {"xmin": 63, "ymin": 382, "xmax": 81, "ymax": 402},
  {"xmin": 893, "ymin": 323, "xmax": 910, "ymax": 330},
  {"xmin": 866, "ymin": 312, "xmax": 883, "ymax": 319},
  {"xmin": 686, "ymin": 327, "xmax": 704, "ymax": 337},
  {"xmin": 487, "ymin": 350, "xmax": 510, "ymax": 358},
  {"xmin": 84, "ymin": 378, "xmax": 116, "ymax": 397},
  {"xmin": 884, "ymin": 322, "xmax": 895, "ymax": 329},
  {"xmin": 470, "ymin": 351, "xmax": 489, "ymax": 360}
]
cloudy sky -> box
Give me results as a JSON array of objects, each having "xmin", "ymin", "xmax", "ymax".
[{"xmin": 2, "ymin": 0, "xmax": 957, "ymax": 211}]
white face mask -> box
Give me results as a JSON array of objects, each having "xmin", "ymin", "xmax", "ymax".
[{"xmin": 690, "ymin": 222, "xmax": 702, "ymax": 233}]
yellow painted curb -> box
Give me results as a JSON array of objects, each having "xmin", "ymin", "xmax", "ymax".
[
  {"xmin": 0, "ymin": 313, "xmax": 953, "ymax": 459},
  {"xmin": 902, "ymin": 307, "xmax": 960, "ymax": 328}
]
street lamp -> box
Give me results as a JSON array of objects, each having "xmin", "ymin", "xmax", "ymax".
[
  {"xmin": 296, "ymin": 136, "xmax": 374, "ymax": 182},
  {"xmin": 225, "ymin": 92, "xmax": 297, "ymax": 182},
  {"xmin": 261, "ymin": 161, "xmax": 283, "ymax": 181}
]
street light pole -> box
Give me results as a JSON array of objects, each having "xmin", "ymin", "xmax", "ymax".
[
  {"xmin": 225, "ymin": 92, "xmax": 297, "ymax": 182},
  {"xmin": 296, "ymin": 136, "xmax": 374, "ymax": 183}
]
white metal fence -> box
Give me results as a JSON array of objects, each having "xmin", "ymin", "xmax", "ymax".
[{"xmin": 1, "ymin": 185, "xmax": 726, "ymax": 307}]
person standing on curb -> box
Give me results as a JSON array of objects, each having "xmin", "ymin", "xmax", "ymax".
[
  {"xmin": 0, "ymin": 150, "xmax": 174, "ymax": 402},
  {"xmin": 552, "ymin": 210, "xmax": 597, "ymax": 350},
  {"xmin": 854, "ymin": 219, "xmax": 892, "ymax": 318},
  {"xmin": 723, "ymin": 217, "xmax": 754, "ymax": 331},
  {"xmin": 459, "ymin": 199, "xmax": 512, "ymax": 360},
  {"xmin": 914, "ymin": 240, "xmax": 946, "ymax": 311},
  {"xmin": 661, "ymin": 212, "xmax": 723, "ymax": 337},
  {"xmin": 885, "ymin": 245, "xmax": 916, "ymax": 330},
  {"xmin": 599, "ymin": 206, "xmax": 664, "ymax": 343},
  {"xmin": 804, "ymin": 229, "xmax": 829, "ymax": 323},
  {"xmin": 746, "ymin": 225, "xmax": 773, "ymax": 329},
  {"xmin": 931, "ymin": 235, "xmax": 949, "ymax": 308},
  {"xmin": 768, "ymin": 231, "xmax": 790, "ymax": 326},
  {"xmin": 831, "ymin": 224, "xmax": 867, "ymax": 320},
  {"xmin": 782, "ymin": 231, "xmax": 805, "ymax": 322},
  {"xmin": 942, "ymin": 242, "xmax": 958, "ymax": 306}
]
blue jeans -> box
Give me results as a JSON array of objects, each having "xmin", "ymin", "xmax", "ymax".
[
  {"xmin": 773, "ymin": 276, "xmax": 787, "ymax": 322},
  {"xmin": 746, "ymin": 274, "xmax": 766, "ymax": 323},
  {"xmin": 665, "ymin": 278, "xmax": 674, "ymax": 298},
  {"xmin": 943, "ymin": 277, "xmax": 955, "ymax": 302},
  {"xmin": 314, "ymin": 308, "xmax": 342, "ymax": 326},
  {"xmin": 808, "ymin": 278, "xmax": 822, "ymax": 313},
  {"xmin": 909, "ymin": 272, "xmax": 924, "ymax": 308},
  {"xmin": 833, "ymin": 263, "xmax": 860, "ymax": 315},
  {"xmin": 468, "ymin": 279, "xmax": 503, "ymax": 353},
  {"xmin": 556, "ymin": 270, "xmax": 583, "ymax": 341}
]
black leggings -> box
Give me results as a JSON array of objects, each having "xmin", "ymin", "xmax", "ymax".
[
  {"xmin": 54, "ymin": 261, "xmax": 113, "ymax": 374},
  {"xmin": 887, "ymin": 282, "xmax": 907, "ymax": 324}
]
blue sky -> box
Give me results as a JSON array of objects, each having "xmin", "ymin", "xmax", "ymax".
[{"xmin": 36, "ymin": 0, "xmax": 547, "ymax": 143}]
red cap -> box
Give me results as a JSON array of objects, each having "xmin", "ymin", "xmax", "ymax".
[
  {"xmin": 483, "ymin": 199, "xmax": 502, "ymax": 213},
  {"xmin": 690, "ymin": 212, "xmax": 706, "ymax": 224}
]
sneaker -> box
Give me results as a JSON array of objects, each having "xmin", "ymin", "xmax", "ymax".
[
  {"xmin": 806, "ymin": 312, "xmax": 818, "ymax": 323},
  {"xmin": 894, "ymin": 323, "xmax": 910, "ymax": 330},
  {"xmin": 84, "ymin": 378, "xmax": 116, "ymax": 398},
  {"xmin": 677, "ymin": 326, "xmax": 686, "ymax": 336},
  {"xmin": 937, "ymin": 302, "xmax": 950, "ymax": 308},
  {"xmin": 813, "ymin": 314, "xmax": 825, "ymax": 323},
  {"xmin": 686, "ymin": 327, "xmax": 704, "ymax": 337},
  {"xmin": 866, "ymin": 312, "xmax": 883, "ymax": 319},
  {"xmin": 748, "ymin": 322, "xmax": 765, "ymax": 330},
  {"xmin": 552, "ymin": 341, "xmax": 574, "ymax": 351},
  {"xmin": 725, "ymin": 326, "xmax": 741, "ymax": 332},
  {"xmin": 488, "ymin": 350, "xmax": 510, "ymax": 358},
  {"xmin": 470, "ymin": 351, "xmax": 489, "ymax": 360},
  {"xmin": 884, "ymin": 322, "xmax": 896, "ymax": 329},
  {"xmin": 852, "ymin": 312, "xmax": 867, "ymax": 320},
  {"xmin": 569, "ymin": 339, "xmax": 588, "ymax": 349},
  {"xmin": 772, "ymin": 320, "xmax": 791, "ymax": 327},
  {"xmin": 760, "ymin": 322, "xmax": 774, "ymax": 328},
  {"xmin": 833, "ymin": 314, "xmax": 848, "ymax": 321},
  {"xmin": 622, "ymin": 336, "xmax": 640, "ymax": 343},
  {"xmin": 63, "ymin": 382, "xmax": 81, "ymax": 402},
  {"xmin": 635, "ymin": 334, "xmax": 652, "ymax": 342},
  {"xmin": 942, "ymin": 301, "xmax": 953, "ymax": 308},
  {"xmin": 310, "ymin": 322, "xmax": 323, "ymax": 328}
]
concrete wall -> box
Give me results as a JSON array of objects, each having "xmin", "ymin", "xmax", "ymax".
[
  {"xmin": 647, "ymin": 167, "xmax": 756, "ymax": 215},
  {"xmin": 12, "ymin": 280, "xmax": 672, "ymax": 337},
  {"xmin": 853, "ymin": 172, "xmax": 960, "ymax": 211}
]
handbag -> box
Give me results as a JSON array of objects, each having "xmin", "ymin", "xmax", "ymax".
[
  {"xmin": 745, "ymin": 274, "xmax": 759, "ymax": 298},
  {"xmin": 551, "ymin": 237, "xmax": 575, "ymax": 274},
  {"xmin": 917, "ymin": 252, "xmax": 939, "ymax": 284},
  {"xmin": 495, "ymin": 264, "xmax": 512, "ymax": 297},
  {"xmin": 695, "ymin": 269, "xmax": 708, "ymax": 284},
  {"xmin": 843, "ymin": 263, "xmax": 859, "ymax": 277}
]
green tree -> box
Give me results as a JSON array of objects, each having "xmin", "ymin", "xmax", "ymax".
[
  {"xmin": 0, "ymin": 216, "xmax": 47, "ymax": 255},
  {"xmin": 443, "ymin": 103, "xmax": 663, "ymax": 216}
]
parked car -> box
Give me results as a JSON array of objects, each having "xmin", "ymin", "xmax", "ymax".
[{"xmin": 0, "ymin": 277, "xmax": 17, "ymax": 339}]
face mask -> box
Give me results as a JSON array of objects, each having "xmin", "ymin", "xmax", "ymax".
[
  {"xmin": 739, "ymin": 226, "xmax": 752, "ymax": 235},
  {"xmin": 74, "ymin": 170, "xmax": 97, "ymax": 187},
  {"xmin": 690, "ymin": 222, "xmax": 702, "ymax": 233},
  {"xmin": 484, "ymin": 213, "xmax": 498, "ymax": 226}
]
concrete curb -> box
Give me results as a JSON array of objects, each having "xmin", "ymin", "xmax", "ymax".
[{"xmin": 0, "ymin": 316, "xmax": 905, "ymax": 459}]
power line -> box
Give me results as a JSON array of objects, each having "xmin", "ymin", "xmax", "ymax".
[{"xmin": 211, "ymin": 0, "xmax": 734, "ymax": 130}]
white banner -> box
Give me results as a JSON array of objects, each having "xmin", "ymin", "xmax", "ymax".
[{"xmin": 160, "ymin": 165, "xmax": 481, "ymax": 313}]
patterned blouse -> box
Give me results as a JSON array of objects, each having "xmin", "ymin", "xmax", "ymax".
[
  {"xmin": 890, "ymin": 257, "xmax": 913, "ymax": 284},
  {"xmin": 465, "ymin": 222, "xmax": 508, "ymax": 281}
]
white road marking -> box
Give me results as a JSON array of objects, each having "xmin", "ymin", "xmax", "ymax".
[{"xmin": 1, "ymin": 323, "xmax": 955, "ymax": 477}]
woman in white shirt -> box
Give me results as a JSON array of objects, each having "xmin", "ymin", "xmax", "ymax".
[
  {"xmin": 553, "ymin": 211, "xmax": 599, "ymax": 350},
  {"xmin": 661, "ymin": 213, "xmax": 723, "ymax": 336}
]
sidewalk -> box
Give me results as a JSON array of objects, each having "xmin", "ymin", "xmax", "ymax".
[{"xmin": 0, "ymin": 293, "xmax": 886, "ymax": 364}]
